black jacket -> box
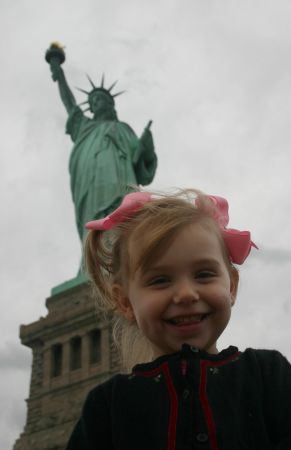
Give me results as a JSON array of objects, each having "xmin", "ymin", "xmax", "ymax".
[{"xmin": 66, "ymin": 344, "xmax": 291, "ymax": 450}]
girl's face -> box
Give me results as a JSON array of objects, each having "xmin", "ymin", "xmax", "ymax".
[{"xmin": 115, "ymin": 223, "xmax": 238, "ymax": 358}]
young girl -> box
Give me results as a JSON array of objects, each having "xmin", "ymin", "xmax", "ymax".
[{"xmin": 66, "ymin": 190, "xmax": 291, "ymax": 450}]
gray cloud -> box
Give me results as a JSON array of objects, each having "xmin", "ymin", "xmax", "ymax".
[
  {"xmin": 253, "ymin": 246, "xmax": 291, "ymax": 262},
  {"xmin": 0, "ymin": 341, "xmax": 31, "ymax": 371}
]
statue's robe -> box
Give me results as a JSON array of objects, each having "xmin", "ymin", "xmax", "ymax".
[{"xmin": 66, "ymin": 107, "xmax": 157, "ymax": 240}]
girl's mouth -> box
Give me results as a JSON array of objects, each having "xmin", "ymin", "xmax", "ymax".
[{"xmin": 166, "ymin": 314, "xmax": 209, "ymax": 326}]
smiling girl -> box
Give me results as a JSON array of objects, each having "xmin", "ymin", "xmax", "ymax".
[{"xmin": 66, "ymin": 190, "xmax": 291, "ymax": 450}]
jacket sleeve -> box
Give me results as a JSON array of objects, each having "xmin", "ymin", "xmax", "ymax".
[
  {"xmin": 258, "ymin": 350, "xmax": 291, "ymax": 450},
  {"xmin": 66, "ymin": 384, "xmax": 113, "ymax": 450}
]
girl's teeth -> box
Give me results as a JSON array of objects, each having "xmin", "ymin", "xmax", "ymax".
[{"xmin": 170, "ymin": 315, "xmax": 205, "ymax": 325}]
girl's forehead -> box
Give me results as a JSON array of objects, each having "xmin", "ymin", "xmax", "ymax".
[
  {"xmin": 152, "ymin": 224, "xmax": 222, "ymax": 259},
  {"xmin": 127, "ymin": 221, "xmax": 226, "ymax": 275}
]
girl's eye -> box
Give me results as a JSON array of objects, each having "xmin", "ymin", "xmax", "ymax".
[
  {"xmin": 196, "ymin": 270, "xmax": 216, "ymax": 280},
  {"xmin": 148, "ymin": 276, "xmax": 170, "ymax": 286}
]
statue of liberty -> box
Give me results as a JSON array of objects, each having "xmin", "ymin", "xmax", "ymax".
[{"xmin": 45, "ymin": 43, "xmax": 157, "ymax": 243}]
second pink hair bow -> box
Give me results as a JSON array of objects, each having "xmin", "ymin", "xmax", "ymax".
[
  {"xmin": 86, "ymin": 191, "xmax": 257, "ymax": 265},
  {"xmin": 206, "ymin": 195, "xmax": 258, "ymax": 264}
]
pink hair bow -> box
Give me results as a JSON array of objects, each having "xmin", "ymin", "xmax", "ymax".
[
  {"xmin": 85, "ymin": 192, "xmax": 152, "ymax": 231},
  {"xmin": 206, "ymin": 195, "xmax": 258, "ymax": 264},
  {"xmin": 85, "ymin": 192, "xmax": 257, "ymax": 265}
]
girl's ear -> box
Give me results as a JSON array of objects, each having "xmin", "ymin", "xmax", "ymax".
[
  {"xmin": 111, "ymin": 284, "xmax": 135, "ymax": 322},
  {"xmin": 230, "ymin": 268, "xmax": 239, "ymax": 306}
]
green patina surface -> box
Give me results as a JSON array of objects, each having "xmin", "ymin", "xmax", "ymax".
[
  {"xmin": 45, "ymin": 44, "xmax": 157, "ymax": 293},
  {"xmin": 50, "ymin": 272, "xmax": 88, "ymax": 296},
  {"xmin": 46, "ymin": 43, "xmax": 157, "ymax": 243}
]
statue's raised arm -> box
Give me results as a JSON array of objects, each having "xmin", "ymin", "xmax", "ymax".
[{"xmin": 45, "ymin": 43, "xmax": 76, "ymax": 115}]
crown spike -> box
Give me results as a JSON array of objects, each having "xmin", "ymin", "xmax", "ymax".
[
  {"xmin": 86, "ymin": 74, "xmax": 96, "ymax": 89},
  {"xmin": 76, "ymin": 87, "xmax": 90, "ymax": 94},
  {"xmin": 78, "ymin": 100, "xmax": 89, "ymax": 106},
  {"xmin": 108, "ymin": 80, "xmax": 118, "ymax": 92},
  {"xmin": 100, "ymin": 73, "xmax": 105, "ymax": 88},
  {"xmin": 112, "ymin": 90, "xmax": 126, "ymax": 98},
  {"xmin": 83, "ymin": 107, "xmax": 91, "ymax": 113}
]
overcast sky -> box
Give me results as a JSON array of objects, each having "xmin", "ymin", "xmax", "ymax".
[{"xmin": 1, "ymin": 0, "xmax": 291, "ymax": 448}]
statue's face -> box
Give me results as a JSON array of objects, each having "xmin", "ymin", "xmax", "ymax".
[{"xmin": 89, "ymin": 92, "xmax": 113, "ymax": 115}]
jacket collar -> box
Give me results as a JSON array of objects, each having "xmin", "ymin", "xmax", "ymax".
[{"xmin": 133, "ymin": 344, "xmax": 239, "ymax": 373}]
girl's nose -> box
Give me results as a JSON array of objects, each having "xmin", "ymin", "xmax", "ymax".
[{"xmin": 173, "ymin": 279, "xmax": 199, "ymax": 304}]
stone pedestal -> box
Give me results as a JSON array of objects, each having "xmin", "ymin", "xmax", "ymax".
[{"xmin": 13, "ymin": 281, "xmax": 120, "ymax": 450}]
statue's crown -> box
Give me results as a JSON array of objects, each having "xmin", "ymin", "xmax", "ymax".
[{"xmin": 77, "ymin": 74, "xmax": 125, "ymax": 112}]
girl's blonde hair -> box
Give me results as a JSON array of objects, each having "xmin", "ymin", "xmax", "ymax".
[{"xmin": 85, "ymin": 189, "xmax": 237, "ymax": 370}]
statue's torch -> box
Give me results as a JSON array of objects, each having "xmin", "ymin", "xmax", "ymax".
[{"xmin": 45, "ymin": 42, "xmax": 66, "ymax": 82}]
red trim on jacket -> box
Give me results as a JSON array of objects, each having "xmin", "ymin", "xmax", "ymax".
[
  {"xmin": 199, "ymin": 352, "xmax": 240, "ymax": 450},
  {"xmin": 134, "ymin": 362, "xmax": 178, "ymax": 450}
]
